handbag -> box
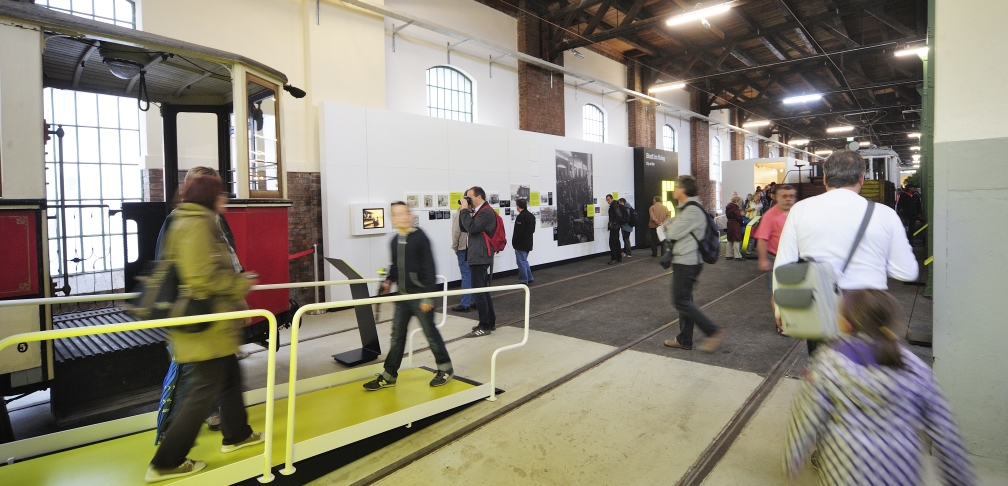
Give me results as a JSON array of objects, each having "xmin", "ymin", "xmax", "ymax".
[{"xmin": 126, "ymin": 260, "xmax": 214, "ymax": 333}]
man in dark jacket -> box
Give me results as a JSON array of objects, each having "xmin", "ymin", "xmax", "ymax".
[
  {"xmin": 512, "ymin": 198, "xmax": 536, "ymax": 285},
  {"xmin": 606, "ymin": 194, "xmax": 623, "ymax": 265},
  {"xmin": 364, "ymin": 201, "xmax": 453, "ymax": 390},
  {"xmin": 459, "ymin": 186, "xmax": 497, "ymax": 337}
]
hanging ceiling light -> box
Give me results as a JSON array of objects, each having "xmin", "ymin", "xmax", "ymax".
[
  {"xmin": 859, "ymin": 141, "xmax": 871, "ymax": 147},
  {"xmin": 742, "ymin": 120, "xmax": 770, "ymax": 128},
  {"xmin": 783, "ymin": 93, "xmax": 823, "ymax": 104},
  {"xmin": 910, "ymin": 145, "xmax": 920, "ymax": 151},
  {"xmin": 908, "ymin": 132, "xmax": 921, "ymax": 138},
  {"xmin": 666, "ymin": 1, "xmax": 733, "ymax": 26},
  {"xmin": 789, "ymin": 139, "xmax": 810, "ymax": 146},
  {"xmin": 649, "ymin": 82, "xmax": 686, "ymax": 93},
  {"xmin": 895, "ymin": 46, "xmax": 929, "ymax": 57},
  {"xmin": 815, "ymin": 149, "xmax": 833, "ymax": 155},
  {"xmin": 826, "ymin": 126, "xmax": 855, "ymax": 133}
]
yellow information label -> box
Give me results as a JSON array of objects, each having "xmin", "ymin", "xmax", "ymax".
[
  {"xmin": 587, "ymin": 204, "xmax": 595, "ymax": 217},
  {"xmin": 494, "ymin": 208, "xmax": 500, "ymax": 215},
  {"xmin": 924, "ymin": 256, "xmax": 933, "ymax": 266},
  {"xmin": 611, "ymin": 191, "xmax": 619, "ymax": 200},
  {"xmin": 449, "ymin": 192, "xmax": 464, "ymax": 210},
  {"xmin": 530, "ymin": 192, "xmax": 540, "ymax": 206}
]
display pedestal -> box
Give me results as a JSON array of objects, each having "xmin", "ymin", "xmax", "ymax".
[{"xmin": 326, "ymin": 258, "xmax": 381, "ymax": 366}]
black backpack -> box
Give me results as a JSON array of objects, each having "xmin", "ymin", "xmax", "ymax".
[
  {"xmin": 682, "ymin": 201, "xmax": 721, "ymax": 264},
  {"xmin": 627, "ymin": 206, "xmax": 638, "ymax": 227}
]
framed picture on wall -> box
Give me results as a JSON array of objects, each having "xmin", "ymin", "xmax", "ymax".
[
  {"xmin": 488, "ymin": 193, "xmax": 500, "ymax": 205},
  {"xmin": 406, "ymin": 194, "xmax": 420, "ymax": 209},
  {"xmin": 349, "ymin": 203, "xmax": 393, "ymax": 236},
  {"xmin": 411, "ymin": 213, "xmax": 420, "ymax": 228},
  {"xmin": 437, "ymin": 194, "xmax": 450, "ymax": 208},
  {"xmin": 423, "ymin": 194, "xmax": 435, "ymax": 209}
]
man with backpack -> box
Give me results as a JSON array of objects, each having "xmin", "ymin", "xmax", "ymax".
[
  {"xmin": 662, "ymin": 175, "xmax": 725, "ymax": 353},
  {"xmin": 618, "ymin": 198, "xmax": 636, "ymax": 258},
  {"xmin": 459, "ymin": 186, "xmax": 498, "ymax": 337}
]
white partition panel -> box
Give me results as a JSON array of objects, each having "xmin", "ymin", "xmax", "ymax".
[{"xmin": 320, "ymin": 102, "xmax": 636, "ymax": 301}]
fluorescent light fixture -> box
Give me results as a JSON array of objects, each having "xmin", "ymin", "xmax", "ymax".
[
  {"xmin": 859, "ymin": 141, "xmax": 871, "ymax": 147},
  {"xmin": 895, "ymin": 46, "xmax": 929, "ymax": 57},
  {"xmin": 912, "ymin": 154, "xmax": 921, "ymax": 160},
  {"xmin": 649, "ymin": 82, "xmax": 686, "ymax": 93},
  {"xmin": 826, "ymin": 126, "xmax": 855, "ymax": 133},
  {"xmin": 815, "ymin": 150, "xmax": 833, "ymax": 155},
  {"xmin": 666, "ymin": 2, "xmax": 733, "ymax": 26},
  {"xmin": 783, "ymin": 93, "xmax": 822, "ymax": 104},
  {"xmin": 742, "ymin": 120, "xmax": 770, "ymax": 128},
  {"xmin": 789, "ymin": 139, "xmax": 810, "ymax": 146},
  {"xmin": 909, "ymin": 132, "xmax": 921, "ymax": 138},
  {"xmin": 910, "ymin": 145, "xmax": 920, "ymax": 151},
  {"xmin": 571, "ymin": 49, "xmax": 585, "ymax": 59}
]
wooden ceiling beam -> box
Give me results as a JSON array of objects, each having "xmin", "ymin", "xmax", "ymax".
[
  {"xmin": 866, "ymin": 6, "xmax": 916, "ymax": 37},
  {"xmin": 582, "ymin": 0, "xmax": 617, "ymax": 37}
]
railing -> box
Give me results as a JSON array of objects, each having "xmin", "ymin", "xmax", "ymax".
[
  {"xmin": 280, "ymin": 284, "xmax": 531, "ymax": 476},
  {"xmin": 0, "ymin": 310, "xmax": 280, "ymax": 484}
]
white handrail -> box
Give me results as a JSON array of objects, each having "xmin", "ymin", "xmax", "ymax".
[
  {"xmin": 279, "ymin": 284, "xmax": 530, "ymax": 476},
  {"xmin": 0, "ymin": 310, "xmax": 280, "ymax": 484}
]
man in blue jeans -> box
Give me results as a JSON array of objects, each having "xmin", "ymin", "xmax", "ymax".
[
  {"xmin": 459, "ymin": 186, "xmax": 497, "ymax": 337},
  {"xmin": 512, "ymin": 198, "xmax": 536, "ymax": 284},
  {"xmin": 364, "ymin": 201, "xmax": 453, "ymax": 390},
  {"xmin": 450, "ymin": 204, "xmax": 472, "ymax": 312}
]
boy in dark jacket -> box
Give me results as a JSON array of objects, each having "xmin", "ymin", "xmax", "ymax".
[
  {"xmin": 364, "ymin": 202, "xmax": 453, "ymax": 390},
  {"xmin": 512, "ymin": 198, "xmax": 536, "ymax": 285}
]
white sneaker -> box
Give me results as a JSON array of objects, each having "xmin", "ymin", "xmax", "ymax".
[
  {"xmin": 221, "ymin": 431, "xmax": 264, "ymax": 453},
  {"xmin": 145, "ymin": 458, "xmax": 206, "ymax": 483}
]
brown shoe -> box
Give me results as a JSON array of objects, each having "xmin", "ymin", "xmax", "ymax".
[
  {"xmin": 663, "ymin": 339, "xmax": 692, "ymax": 350},
  {"xmin": 699, "ymin": 330, "xmax": 725, "ymax": 353}
]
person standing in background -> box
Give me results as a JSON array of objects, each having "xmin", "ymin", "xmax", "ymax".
[
  {"xmin": 606, "ymin": 195, "xmax": 624, "ymax": 265},
  {"xmin": 648, "ymin": 196, "xmax": 670, "ymax": 257},
  {"xmin": 725, "ymin": 195, "xmax": 744, "ymax": 261},
  {"xmin": 618, "ymin": 198, "xmax": 635, "ymax": 258},
  {"xmin": 459, "ymin": 186, "xmax": 497, "ymax": 337},
  {"xmin": 512, "ymin": 198, "xmax": 536, "ymax": 285},
  {"xmin": 450, "ymin": 203, "xmax": 472, "ymax": 312}
]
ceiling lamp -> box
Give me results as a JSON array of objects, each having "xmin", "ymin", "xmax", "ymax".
[
  {"xmin": 783, "ymin": 93, "xmax": 822, "ymax": 104},
  {"xmin": 912, "ymin": 154, "xmax": 921, "ymax": 160},
  {"xmin": 895, "ymin": 46, "xmax": 929, "ymax": 57},
  {"xmin": 789, "ymin": 139, "xmax": 810, "ymax": 146},
  {"xmin": 815, "ymin": 149, "xmax": 833, "ymax": 155},
  {"xmin": 666, "ymin": 2, "xmax": 733, "ymax": 26},
  {"xmin": 910, "ymin": 145, "xmax": 920, "ymax": 151},
  {"xmin": 909, "ymin": 132, "xmax": 921, "ymax": 138},
  {"xmin": 826, "ymin": 126, "xmax": 855, "ymax": 133},
  {"xmin": 649, "ymin": 82, "xmax": 686, "ymax": 93},
  {"xmin": 859, "ymin": 141, "xmax": 871, "ymax": 147},
  {"xmin": 742, "ymin": 120, "xmax": 770, "ymax": 128}
]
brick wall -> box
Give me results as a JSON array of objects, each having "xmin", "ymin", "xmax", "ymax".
[
  {"xmin": 517, "ymin": 7, "xmax": 564, "ymax": 136},
  {"xmin": 286, "ymin": 172, "xmax": 323, "ymax": 306},
  {"xmin": 689, "ymin": 118, "xmax": 716, "ymax": 209},
  {"xmin": 626, "ymin": 63, "xmax": 656, "ymax": 148},
  {"xmin": 142, "ymin": 168, "xmax": 164, "ymax": 202},
  {"xmin": 758, "ymin": 140, "xmax": 769, "ymax": 158},
  {"xmin": 730, "ymin": 131, "xmax": 745, "ymax": 160}
]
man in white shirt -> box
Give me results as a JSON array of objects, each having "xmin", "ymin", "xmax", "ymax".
[{"xmin": 774, "ymin": 149, "xmax": 918, "ymax": 355}]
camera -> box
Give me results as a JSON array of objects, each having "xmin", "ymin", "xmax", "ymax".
[{"xmin": 464, "ymin": 195, "xmax": 473, "ymax": 207}]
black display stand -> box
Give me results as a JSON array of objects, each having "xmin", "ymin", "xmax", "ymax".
[{"xmin": 326, "ymin": 258, "xmax": 382, "ymax": 366}]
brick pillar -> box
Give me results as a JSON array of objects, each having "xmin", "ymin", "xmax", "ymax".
[
  {"xmin": 517, "ymin": 4, "xmax": 564, "ymax": 136},
  {"xmin": 626, "ymin": 63, "xmax": 655, "ymax": 148},
  {"xmin": 729, "ymin": 109, "xmax": 745, "ymax": 160},
  {"xmin": 689, "ymin": 88, "xmax": 715, "ymax": 209},
  {"xmin": 758, "ymin": 140, "xmax": 769, "ymax": 158},
  {"xmin": 286, "ymin": 172, "xmax": 323, "ymax": 306},
  {"xmin": 142, "ymin": 168, "xmax": 164, "ymax": 202}
]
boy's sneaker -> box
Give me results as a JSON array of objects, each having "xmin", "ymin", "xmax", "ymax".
[
  {"xmin": 205, "ymin": 412, "xmax": 221, "ymax": 431},
  {"xmin": 221, "ymin": 431, "xmax": 264, "ymax": 453},
  {"xmin": 430, "ymin": 370, "xmax": 453, "ymax": 387},
  {"xmin": 363, "ymin": 373, "xmax": 396, "ymax": 391},
  {"xmin": 145, "ymin": 458, "xmax": 206, "ymax": 483}
]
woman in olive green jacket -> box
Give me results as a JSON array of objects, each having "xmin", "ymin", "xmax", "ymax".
[{"xmin": 147, "ymin": 175, "xmax": 263, "ymax": 483}]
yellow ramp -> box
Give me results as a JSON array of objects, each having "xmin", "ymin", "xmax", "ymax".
[{"xmin": 0, "ymin": 368, "xmax": 478, "ymax": 485}]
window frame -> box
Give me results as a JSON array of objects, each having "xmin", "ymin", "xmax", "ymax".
[
  {"xmin": 246, "ymin": 72, "xmax": 284, "ymax": 199},
  {"xmin": 425, "ymin": 65, "xmax": 475, "ymax": 123},
  {"xmin": 583, "ymin": 103, "xmax": 606, "ymax": 143},
  {"xmin": 663, "ymin": 124, "xmax": 676, "ymax": 152}
]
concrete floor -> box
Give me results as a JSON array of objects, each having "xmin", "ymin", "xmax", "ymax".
[{"xmin": 10, "ymin": 248, "xmax": 1002, "ymax": 485}]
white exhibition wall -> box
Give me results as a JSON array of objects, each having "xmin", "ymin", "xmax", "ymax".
[
  {"xmin": 721, "ymin": 157, "xmax": 804, "ymax": 207},
  {"xmin": 320, "ymin": 101, "xmax": 634, "ymax": 302}
]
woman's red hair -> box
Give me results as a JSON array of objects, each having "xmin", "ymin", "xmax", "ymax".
[{"xmin": 179, "ymin": 175, "xmax": 223, "ymax": 211}]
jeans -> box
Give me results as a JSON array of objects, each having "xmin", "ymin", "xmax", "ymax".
[
  {"xmin": 609, "ymin": 229, "xmax": 622, "ymax": 262},
  {"xmin": 649, "ymin": 227, "xmax": 666, "ymax": 256},
  {"xmin": 382, "ymin": 299, "xmax": 452, "ymax": 378},
  {"xmin": 470, "ymin": 264, "xmax": 496, "ymax": 330},
  {"xmin": 151, "ymin": 355, "xmax": 253, "ymax": 468},
  {"xmin": 515, "ymin": 250, "xmax": 533, "ymax": 284},
  {"xmin": 456, "ymin": 250, "xmax": 471, "ymax": 308},
  {"xmin": 621, "ymin": 230, "xmax": 632, "ymax": 255},
  {"xmin": 672, "ymin": 264, "xmax": 719, "ymax": 348}
]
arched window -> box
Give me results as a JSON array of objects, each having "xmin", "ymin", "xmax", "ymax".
[
  {"xmin": 744, "ymin": 144, "xmax": 752, "ymax": 159},
  {"xmin": 711, "ymin": 136, "xmax": 722, "ymax": 209},
  {"xmin": 663, "ymin": 124, "xmax": 676, "ymax": 151},
  {"xmin": 583, "ymin": 104, "xmax": 605, "ymax": 143},
  {"xmin": 426, "ymin": 66, "xmax": 473, "ymax": 122}
]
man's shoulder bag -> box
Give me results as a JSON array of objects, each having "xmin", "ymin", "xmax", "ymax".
[{"xmin": 773, "ymin": 202, "xmax": 875, "ymax": 340}]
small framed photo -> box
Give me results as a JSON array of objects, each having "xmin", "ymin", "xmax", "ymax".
[
  {"xmin": 489, "ymin": 193, "xmax": 500, "ymax": 205},
  {"xmin": 406, "ymin": 194, "xmax": 420, "ymax": 209},
  {"xmin": 428, "ymin": 210, "xmax": 437, "ymax": 220},
  {"xmin": 411, "ymin": 214, "xmax": 420, "ymax": 228},
  {"xmin": 441, "ymin": 210, "xmax": 450, "ymax": 219},
  {"xmin": 437, "ymin": 194, "xmax": 450, "ymax": 208},
  {"xmin": 505, "ymin": 208, "xmax": 512, "ymax": 216},
  {"xmin": 423, "ymin": 194, "xmax": 435, "ymax": 209}
]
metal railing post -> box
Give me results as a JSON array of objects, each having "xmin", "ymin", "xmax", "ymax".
[{"xmin": 406, "ymin": 275, "xmax": 448, "ymax": 368}]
